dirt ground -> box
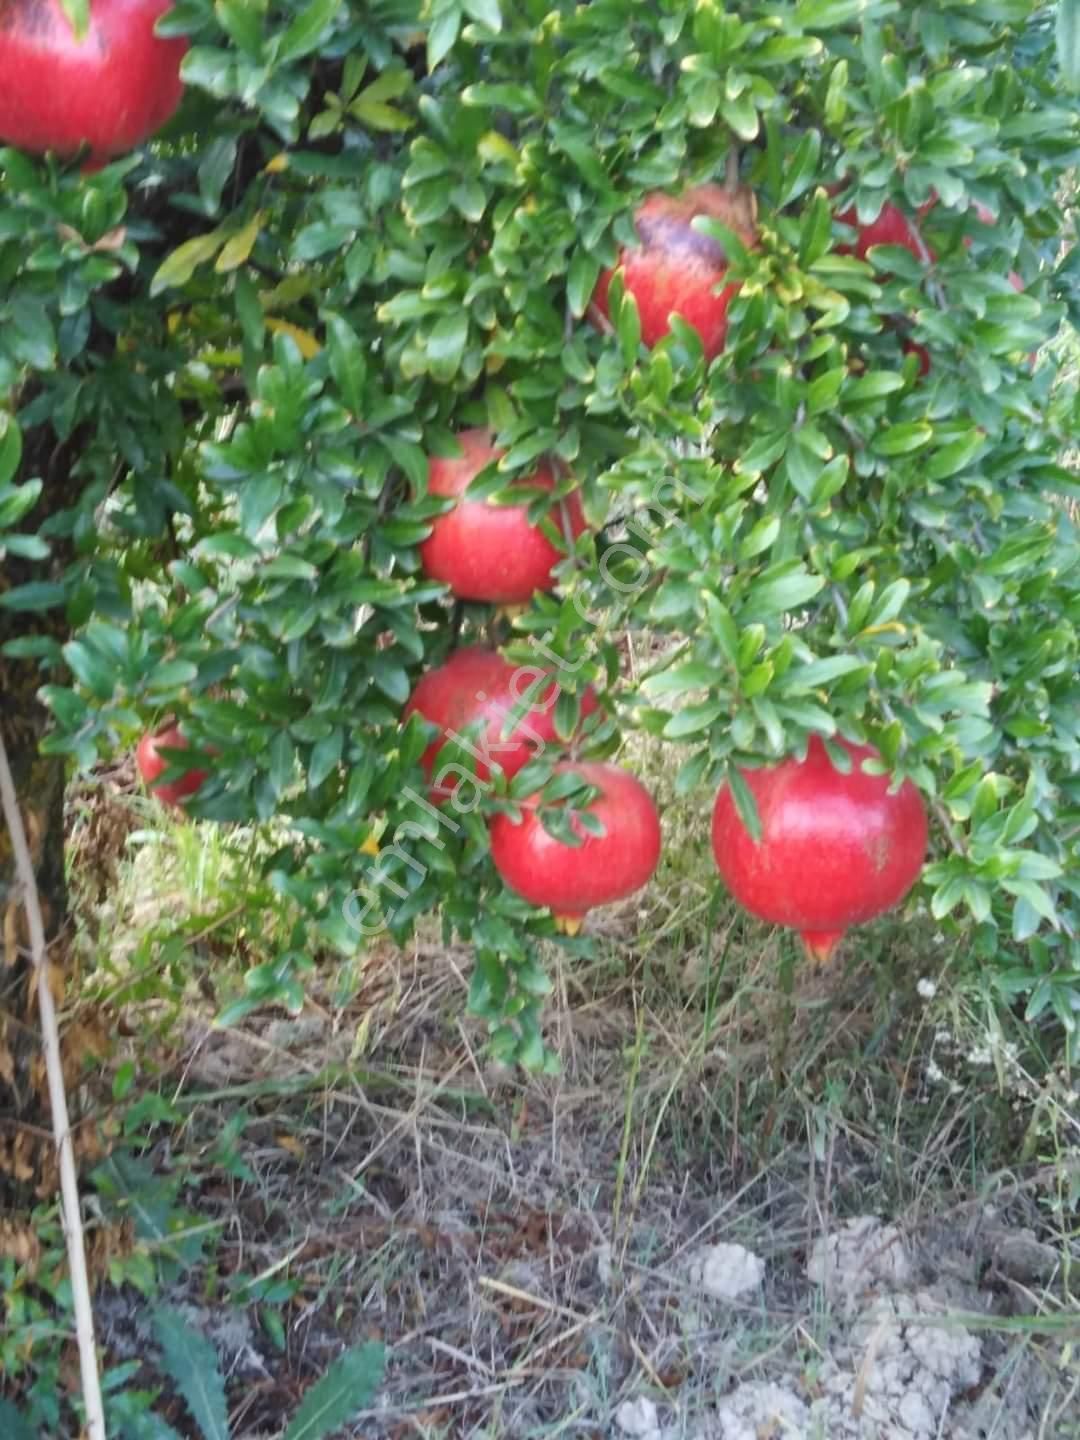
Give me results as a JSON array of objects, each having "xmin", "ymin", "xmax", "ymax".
[{"xmin": 89, "ymin": 943, "xmax": 1079, "ymax": 1440}]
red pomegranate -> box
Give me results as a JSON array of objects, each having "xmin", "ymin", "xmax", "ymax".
[
  {"xmin": 902, "ymin": 338, "xmax": 932, "ymax": 377},
  {"xmin": 835, "ymin": 201, "xmax": 931, "ymax": 264},
  {"xmin": 402, "ymin": 646, "xmax": 598, "ymax": 802},
  {"xmin": 591, "ymin": 182, "xmax": 759, "ymax": 361},
  {"xmin": 710, "ymin": 736, "xmax": 928, "ymax": 964},
  {"xmin": 0, "ymin": 0, "xmax": 187, "ymax": 165},
  {"xmin": 490, "ymin": 760, "xmax": 661, "ymax": 928},
  {"xmin": 135, "ymin": 721, "xmax": 211, "ymax": 809},
  {"xmin": 419, "ymin": 429, "xmax": 587, "ymax": 605}
]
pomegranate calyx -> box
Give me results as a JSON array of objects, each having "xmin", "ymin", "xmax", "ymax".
[
  {"xmin": 553, "ymin": 913, "xmax": 585, "ymax": 936},
  {"xmin": 799, "ymin": 930, "xmax": 845, "ymax": 966}
]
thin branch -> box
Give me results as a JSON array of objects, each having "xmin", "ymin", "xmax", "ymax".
[{"xmin": 0, "ymin": 733, "xmax": 105, "ymax": 1440}]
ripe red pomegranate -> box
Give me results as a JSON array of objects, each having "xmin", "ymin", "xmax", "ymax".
[
  {"xmin": 0, "ymin": 0, "xmax": 187, "ymax": 165},
  {"xmin": 902, "ymin": 338, "xmax": 932, "ymax": 377},
  {"xmin": 835, "ymin": 201, "xmax": 931, "ymax": 264},
  {"xmin": 490, "ymin": 761, "xmax": 661, "ymax": 928},
  {"xmin": 710, "ymin": 736, "xmax": 928, "ymax": 964},
  {"xmin": 419, "ymin": 429, "xmax": 587, "ymax": 605},
  {"xmin": 402, "ymin": 647, "xmax": 598, "ymax": 802},
  {"xmin": 591, "ymin": 182, "xmax": 759, "ymax": 361},
  {"xmin": 135, "ymin": 721, "xmax": 211, "ymax": 809}
]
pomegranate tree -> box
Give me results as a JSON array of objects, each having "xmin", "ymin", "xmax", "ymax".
[
  {"xmin": 135, "ymin": 721, "xmax": 211, "ymax": 809},
  {"xmin": 402, "ymin": 647, "xmax": 598, "ymax": 802},
  {"xmin": 591, "ymin": 182, "xmax": 758, "ymax": 361},
  {"xmin": 711, "ymin": 737, "xmax": 928, "ymax": 964},
  {"xmin": 490, "ymin": 761, "xmax": 661, "ymax": 931},
  {"xmin": 0, "ymin": 0, "xmax": 187, "ymax": 165},
  {"xmin": 419, "ymin": 429, "xmax": 587, "ymax": 605}
]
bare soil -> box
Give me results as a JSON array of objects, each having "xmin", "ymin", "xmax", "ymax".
[{"xmin": 90, "ymin": 953, "xmax": 1079, "ymax": 1440}]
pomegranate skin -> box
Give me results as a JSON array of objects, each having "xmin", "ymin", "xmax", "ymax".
[
  {"xmin": 402, "ymin": 647, "xmax": 598, "ymax": 802},
  {"xmin": 419, "ymin": 429, "xmax": 586, "ymax": 605},
  {"xmin": 592, "ymin": 183, "xmax": 758, "ymax": 361},
  {"xmin": 711, "ymin": 736, "xmax": 928, "ymax": 961},
  {"xmin": 0, "ymin": 0, "xmax": 187, "ymax": 163},
  {"xmin": 135, "ymin": 722, "xmax": 210, "ymax": 809},
  {"xmin": 490, "ymin": 761, "xmax": 661, "ymax": 918},
  {"xmin": 835, "ymin": 201, "xmax": 931, "ymax": 263},
  {"xmin": 902, "ymin": 338, "xmax": 932, "ymax": 377}
]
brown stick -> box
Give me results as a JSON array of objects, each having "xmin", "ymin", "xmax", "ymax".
[{"xmin": 0, "ymin": 733, "xmax": 105, "ymax": 1440}]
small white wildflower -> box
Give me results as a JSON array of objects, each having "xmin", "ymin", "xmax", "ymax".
[
  {"xmin": 926, "ymin": 1060, "xmax": 944, "ymax": 1083},
  {"xmin": 917, "ymin": 978, "xmax": 937, "ymax": 1000}
]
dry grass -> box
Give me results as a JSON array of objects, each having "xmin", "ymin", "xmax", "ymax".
[{"xmin": 54, "ymin": 749, "xmax": 1080, "ymax": 1439}]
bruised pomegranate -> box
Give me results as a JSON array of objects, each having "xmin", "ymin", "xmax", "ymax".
[
  {"xmin": 419, "ymin": 429, "xmax": 586, "ymax": 605},
  {"xmin": 591, "ymin": 183, "xmax": 759, "ymax": 361},
  {"xmin": 402, "ymin": 646, "xmax": 598, "ymax": 803},
  {"xmin": 710, "ymin": 736, "xmax": 928, "ymax": 963},
  {"xmin": 0, "ymin": 0, "xmax": 187, "ymax": 165},
  {"xmin": 135, "ymin": 721, "xmax": 211, "ymax": 809},
  {"xmin": 490, "ymin": 761, "xmax": 661, "ymax": 925}
]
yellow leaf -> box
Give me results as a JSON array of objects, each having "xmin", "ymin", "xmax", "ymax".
[
  {"xmin": 360, "ymin": 834, "xmax": 380, "ymax": 856},
  {"xmin": 264, "ymin": 153, "xmax": 290, "ymax": 174},
  {"xmin": 150, "ymin": 229, "xmax": 226, "ymax": 296},
  {"xmin": 264, "ymin": 317, "xmax": 322, "ymax": 358},
  {"xmin": 350, "ymin": 97, "xmax": 413, "ymax": 132},
  {"xmin": 478, "ymin": 130, "xmax": 518, "ymax": 167},
  {"xmin": 275, "ymin": 1134, "xmax": 305, "ymax": 1158},
  {"xmin": 215, "ymin": 212, "xmax": 264, "ymax": 273}
]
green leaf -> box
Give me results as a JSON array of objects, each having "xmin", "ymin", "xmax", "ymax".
[
  {"xmin": 462, "ymin": 82, "xmax": 540, "ymax": 113},
  {"xmin": 567, "ymin": 251, "xmax": 601, "ymax": 320},
  {"xmin": 737, "ymin": 514, "xmax": 780, "ymax": 561},
  {"xmin": 721, "ymin": 92, "xmax": 759, "ymax": 140},
  {"xmin": 325, "ymin": 313, "xmax": 367, "ymax": 415},
  {"xmin": 872, "ymin": 422, "xmax": 933, "ymax": 457},
  {"xmin": 740, "ymin": 567, "xmax": 825, "ymax": 621},
  {"xmin": 62, "ymin": 640, "xmax": 115, "ymax": 700},
  {"xmin": 924, "ymin": 431, "xmax": 985, "ymax": 482},
  {"xmin": 0, "ymin": 1400, "xmax": 35, "ymax": 1440},
  {"xmin": 726, "ymin": 766, "xmax": 762, "ymax": 843},
  {"xmin": 275, "ymin": 0, "xmax": 342, "ymax": 64},
  {"xmin": 663, "ymin": 700, "xmax": 725, "ymax": 738},
  {"xmin": 0, "ymin": 477, "xmax": 40, "ymax": 529},
  {"xmin": 796, "ymin": 0, "xmax": 863, "ymax": 28},
  {"xmin": 152, "ymin": 1308, "xmax": 229, "ymax": 1440},
  {"xmin": 1058, "ymin": 0, "xmax": 1080, "ymax": 92},
  {"xmin": 426, "ymin": 311, "xmax": 469, "ymax": 382},
  {"xmin": 0, "ymin": 580, "xmax": 66, "ymax": 611},
  {"xmin": 0, "ymin": 413, "xmax": 23, "ymax": 488},
  {"xmin": 845, "ymin": 371, "xmax": 906, "ymax": 403},
  {"xmin": 309, "ymin": 728, "xmax": 344, "ymax": 790},
  {"xmin": 428, "ymin": 4, "xmax": 462, "ymax": 69},
  {"xmin": 461, "ymin": 0, "xmax": 502, "ymax": 30}
]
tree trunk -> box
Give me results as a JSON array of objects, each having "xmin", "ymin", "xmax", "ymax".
[{"xmin": 0, "ymin": 418, "xmax": 80, "ymax": 1210}]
